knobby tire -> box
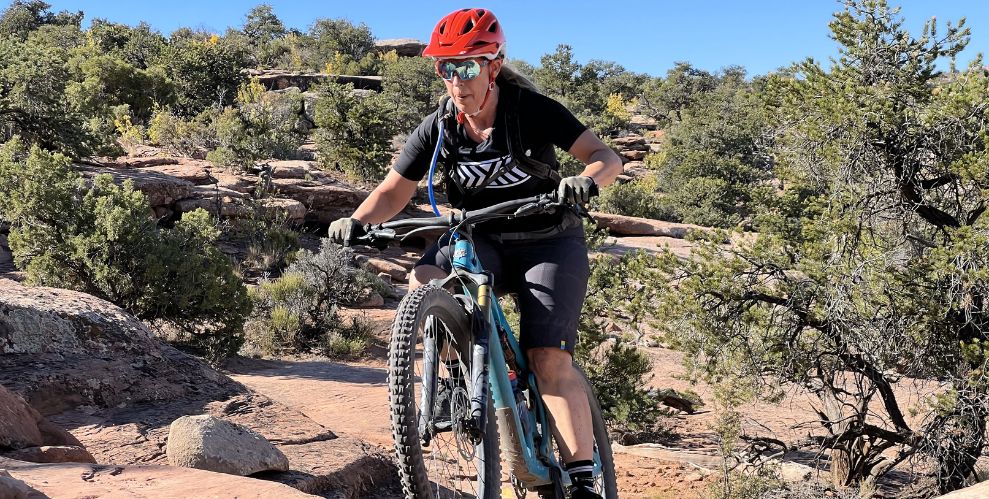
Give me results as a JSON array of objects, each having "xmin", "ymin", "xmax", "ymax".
[{"xmin": 389, "ymin": 285, "xmax": 501, "ymax": 499}]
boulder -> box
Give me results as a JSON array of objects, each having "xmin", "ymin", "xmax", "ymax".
[
  {"xmin": 266, "ymin": 160, "xmax": 318, "ymax": 180},
  {"xmin": 260, "ymin": 198, "xmax": 308, "ymax": 226},
  {"xmin": 591, "ymin": 212, "xmax": 709, "ymax": 239},
  {"xmin": 0, "ymin": 279, "xmax": 245, "ymax": 416},
  {"xmin": 620, "ymin": 149, "xmax": 647, "ymax": 162},
  {"xmin": 0, "ymin": 385, "xmax": 43, "ymax": 450},
  {"xmin": 166, "ymin": 415, "xmax": 289, "ymax": 476},
  {"xmin": 612, "ymin": 135, "xmax": 647, "ymax": 149},
  {"xmin": 375, "ymin": 38, "xmax": 426, "ymax": 57},
  {"xmin": 139, "ymin": 160, "xmax": 215, "ymax": 186},
  {"xmin": 629, "ymin": 114, "xmax": 659, "ymax": 131},
  {"xmin": 0, "ymin": 469, "xmax": 45, "ymax": 499},
  {"xmin": 0, "ymin": 457, "xmax": 317, "ymax": 498},
  {"xmin": 0, "ymin": 385, "xmax": 94, "ymax": 464},
  {"xmin": 212, "ymin": 171, "xmax": 257, "ymax": 194},
  {"xmin": 644, "ymin": 129, "xmax": 665, "ymax": 140},
  {"xmin": 360, "ymin": 256, "xmax": 410, "ymax": 283},
  {"xmin": 936, "ymin": 480, "xmax": 989, "ymax": 498},
  {"xmin": 355, "ymin": 292, "xmax": 385, "ymax": 308}
]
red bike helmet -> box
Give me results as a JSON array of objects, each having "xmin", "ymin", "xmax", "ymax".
[{"xmin": 422, "ymin": 8, "xmax": 505, "ymax": 60}]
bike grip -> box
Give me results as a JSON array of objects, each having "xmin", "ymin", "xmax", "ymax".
[{"xmin": 589, "ymin": 181, "xmax": 600, "ymax": 198}]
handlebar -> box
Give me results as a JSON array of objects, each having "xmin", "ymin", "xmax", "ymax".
[{"xmin": 354, "ymin": 192, "xmax": 577, "ymax": 247}]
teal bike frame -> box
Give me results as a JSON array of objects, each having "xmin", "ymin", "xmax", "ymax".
[
  {"xmin": 359, "ymin": 193, "xmax": 603, "ymax": 493},
  {"xmin": 436, "ymin": 229, "xmax": 603, "ymax": 490}
]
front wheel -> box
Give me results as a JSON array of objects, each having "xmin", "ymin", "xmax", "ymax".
[
  {"xmin": 389, "ymin": 284, "xmax": 501, "ymax": 498},
  {"xmin": 537, "ymin": 365, "xmax": 618, "ymax": 499}
]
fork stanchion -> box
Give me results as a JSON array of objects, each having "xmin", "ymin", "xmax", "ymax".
[{"xmin": 467, "ymin": 284, "xmax": 491, "ymax": 443}]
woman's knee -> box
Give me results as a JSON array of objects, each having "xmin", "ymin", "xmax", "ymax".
[
  {"xmin": 410, "ymin": 265, "xmax": 447, "ymax": 290},
  {"xmin": 527, "ymin": 347, "xmax": 574, "ymax": 382}
]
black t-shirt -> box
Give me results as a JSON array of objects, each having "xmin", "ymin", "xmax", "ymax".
[{"xmin": 393, "ymin": 85, "xmax": 587, "ymax": 233}]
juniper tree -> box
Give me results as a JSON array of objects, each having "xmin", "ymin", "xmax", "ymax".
[{"xmin": 658, "ymin": 1, "xmax": 989, "ymax": 493}]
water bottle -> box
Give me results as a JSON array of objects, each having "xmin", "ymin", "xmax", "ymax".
[{"xmin": 508, "ymin": 371, "xmax": 531, "ymax": 436}]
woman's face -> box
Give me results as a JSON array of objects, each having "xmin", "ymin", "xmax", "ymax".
[{"xmin": 441, "ymin": 58, "xmax": 502, "ymax": 115}]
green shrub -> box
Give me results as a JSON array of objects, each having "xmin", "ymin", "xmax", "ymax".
[
  {"xmin": 595, "ymin": 174, "xmax": 677, "ymax": 221},
  {"xmin": 156, "ymin": 33, "xmax": 250, "ymax": 116},
  {"xmin": 243, "ymin": 240, "xmax": 383, "ymax": 356},
  {"xmin": 0, "ymin": 139, "xmax": 250, "ymax": 364},
  {"xmin": 307, "ymin": 17, "xmax": 378, "ymax": 75},
  {"xmin": 223, "ymin": 195, "xmax": 301, "ymax": 277},
  {"xmin": 87, "ymin": 19, "xmax": 167, "ymax": 69},
  {"xmin": 206, "ymin": 79, "xmax": 304, "ymax": 169},
  {"xmin": 241, "ymin": 4, "xmax": 287, "ymax": 68},
  {"xmin": 147, "ymin": 107, "xmax": 219, "ymax": 157},
  {"xmin": 651, "ymin": 70, "xmax": 772, "ymax": 228},
  {"xmin": 313, "ymin": 82, "xmax": 400, "ymax": 182},
  {"xmin": 0, "ymin": 31, "xmax": 100, "ymax": 157},
  {"xmin": 66, "ymin": 51, "xmax": 176, "ymax": 124},
  {"xmin": 381, "ymin": 56, "xmax": 445, "ymax": 133},
  {"xmin": 0, "ymin": 0, "xmax": 82, "ymax": 40},
  {"xmin": 577, "ymin": 251, "xmax": 665, "ymax": 437}
]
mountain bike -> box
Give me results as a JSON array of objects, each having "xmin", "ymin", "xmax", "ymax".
[{"xmin": 355, "ymin": 193, "xmax": 617, "ymax": 499}]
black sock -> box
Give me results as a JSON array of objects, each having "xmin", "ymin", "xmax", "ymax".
[{"xmin": 565, "ymin": 459, "xmax": 595, "ymax": 488}]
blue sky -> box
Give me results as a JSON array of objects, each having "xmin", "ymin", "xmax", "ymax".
[{"xmin": 40, "ymin": 1, "xmax": 989, "ymax": 77}]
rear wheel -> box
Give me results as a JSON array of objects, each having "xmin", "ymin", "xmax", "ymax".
[{"xmin": 389, "ymin": 284, "xmax": 501, "ymax": 498}]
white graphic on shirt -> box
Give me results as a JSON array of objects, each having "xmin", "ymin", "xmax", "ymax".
[{"xmin": 454, "ymin": 154, "xmax": 531, "ymax": 189}]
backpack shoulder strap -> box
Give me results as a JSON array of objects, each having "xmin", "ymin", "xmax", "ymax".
[
  {"xmin": 435, "ymin": 96, "xmax": 459, "ymax": 160},
  {"xmin": 504, "ymin": 85, "xmax": 563, "ymax": 185}
]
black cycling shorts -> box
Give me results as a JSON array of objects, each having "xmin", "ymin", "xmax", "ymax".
[{"xmin": 415, "ymin": 224, "xmax": 590, "ymax": 354}]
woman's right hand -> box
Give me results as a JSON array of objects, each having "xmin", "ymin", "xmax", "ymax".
[{"xmin": 328, "ymin": 218, "xmax": 366, "ymax": 247}]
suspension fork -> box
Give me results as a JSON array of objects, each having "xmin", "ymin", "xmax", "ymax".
[
  {"xmin": 419, "ymin": 315, "xmax": 440, "ymax": 445},
  {"xmin": 465, "ymin": 283, "xmax": 492, "ymax": 443}
]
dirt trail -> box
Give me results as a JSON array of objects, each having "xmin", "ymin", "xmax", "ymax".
[
  {"xmin": 226, "ymin": 351, "xmax": 712, "ymax": 498},
  {"xmin": 228, "ymin": 357, "xmax": 393, "ymax": 449}
]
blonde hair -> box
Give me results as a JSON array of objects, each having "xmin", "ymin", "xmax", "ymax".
[{"xmin": 497, "ymin": 60, "xmax": 540, "ymax": 93}]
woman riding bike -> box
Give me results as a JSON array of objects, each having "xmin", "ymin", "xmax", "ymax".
[{"xmin": 328, "ymin": 8, "xmax": 623, "ymax": 498}]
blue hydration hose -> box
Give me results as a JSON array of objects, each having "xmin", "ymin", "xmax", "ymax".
[{"xmin": 426, "ymin": 118, "xmax": 446, "ymax": 216}]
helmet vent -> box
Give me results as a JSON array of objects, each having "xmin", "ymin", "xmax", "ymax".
[
  {"xmin": 477, "ymin": 9, "xmax": 486, "ymax": 16},
  {"xmin": 438, "ymin": 22, "xmax": 446, "ymax": 34},
  {"xmin": 462, "ymin": 19, "xmax": 474, "ymax": 34},
  {"xmin": 489, "ymin": 22, "xmax": 498, "ymax": 33}
]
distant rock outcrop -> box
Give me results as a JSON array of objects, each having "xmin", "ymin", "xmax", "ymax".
[
  {"xmin": 375, "ymin": 38, "xmax": 426, "ymax": 57},
  {"xmin": 80, "ymin": 158, "xmax": 369, "ymax": 226},
  {"xmin": 245, "ymin": 69, "xmax": 382, "ymax": 92},
  {"xmin": 591, "ymin": 211, "xmax": 710, "ymax": 238}
]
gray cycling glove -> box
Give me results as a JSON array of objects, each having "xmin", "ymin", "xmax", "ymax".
[
  {"xmin": 557, "ymin": 176, "xmax": 598, "ymax": 205},
  {"xmin": 328, "ymin": 217, "xmax": 365, "ymax": 247}
]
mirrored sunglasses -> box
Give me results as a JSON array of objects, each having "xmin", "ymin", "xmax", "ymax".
[{"xmin": 435, "ymin": 59, "xmax": 488, "ymax": 81}]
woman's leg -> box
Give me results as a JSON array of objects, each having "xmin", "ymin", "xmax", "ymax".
[
  {"xmin": 510, "ymin": 228, "xmax": 593, "ymax": 462},
  {"xmin": 527, "ymin": 347, "xmax": 594, "ymax": 462},
  {"xmin": 410, "ymin": 265, "xmax": 447, "ymax": 291}
]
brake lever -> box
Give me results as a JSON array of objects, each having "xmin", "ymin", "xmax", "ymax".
[
  {"xmin": 355, "ymin": 228, "xmax": 396, "ymax": 250},
  {"xmin": 513, "ymin": 202, "xmax": 542, "ymax": 218}
]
